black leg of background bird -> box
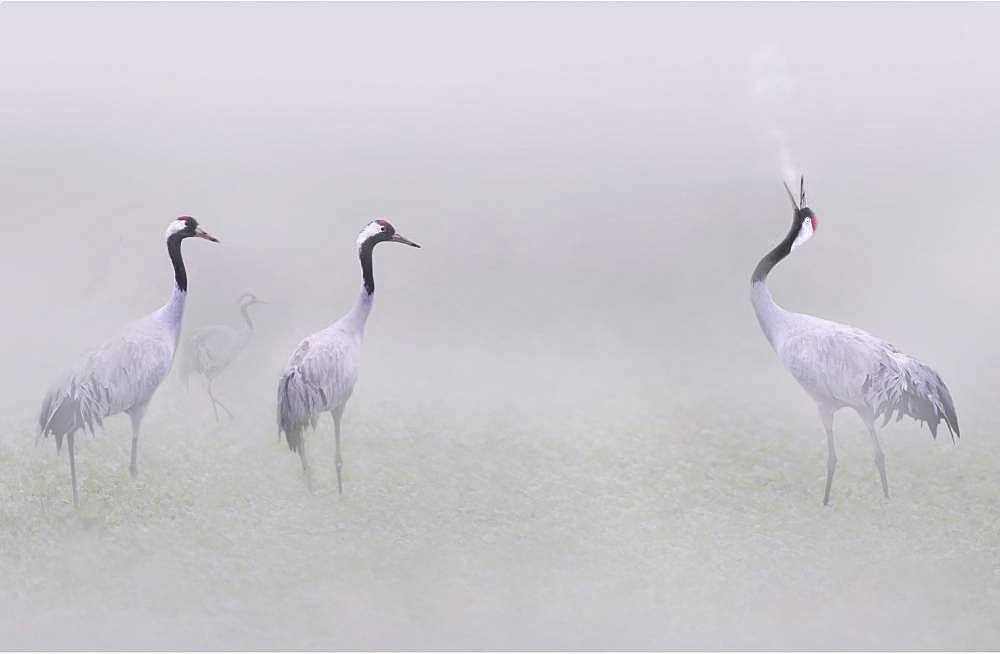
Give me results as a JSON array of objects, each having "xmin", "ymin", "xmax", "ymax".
[
  {"xmin": 67, "ymin": 430, "xmax": 79, "ymax": 507},
  {"xmin": 332, "ymin": 411, "xmax": 344, "ymax": 495},
  {"xmin": 864, "ymin": 418, "xmax": 890, "ymax": 498},
  {"xmin": 820, "ymin": 408, "xmax": 837, "ymax": 506}
]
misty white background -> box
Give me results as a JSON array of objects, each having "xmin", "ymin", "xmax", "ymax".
[{"xmin": 0, "ymin": 2, "xmax": 997, "ymax": 650}]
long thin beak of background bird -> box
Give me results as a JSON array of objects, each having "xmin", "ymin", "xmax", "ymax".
[
  {"xmin": 195, "ymin": 227, "xmax": 220, "ymax": 243},
  {"xmin": 390, "ymin": 234, "xmax": 420, "ymax": 248}
]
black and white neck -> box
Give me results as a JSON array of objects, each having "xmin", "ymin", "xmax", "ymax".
[
  {"xmin": 343, "ymin": 219, "xmax": 420, "ymax": 330},
  {"xmin": 163, "ymin": 215, "xmax": 219, "ymax": 294},
  {"xmin": 356, "ymin": 219, "xmax": 402, "ymax": 296},
  {"xmin": 159, "ymin": 216, "xmax": 219, "ymax": 331},
  {"xmin": 167, "ymin": 231, "xmax": 189, "ymax": 293},
  {"xmin": 751, "ymin": 202, "xmax": 817, "ymax": 348},
  {"xmin": 751, "ymin": 206, "xmax": 815, "ymax": 285}
]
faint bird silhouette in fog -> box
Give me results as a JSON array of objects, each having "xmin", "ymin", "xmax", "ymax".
[
  {"xmin": 179, "ymin": 292, "xmax": 267, "ymax": 421},
  {"xmin": 277, "ymin": 219, "xmax": 419, "ymax": 494},
  {"xmin": 751, "ymin": 177, "xmax": 959, "ymax": 505},
  {"xmin": 38, "ymin": 216, "xmax": 220, "ymax": 506}
]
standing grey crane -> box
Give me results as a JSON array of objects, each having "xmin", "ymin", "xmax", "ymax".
[
  {"xmin": 179, "ymin": 292, "xmax": 267, "ymax": 421},
  {"xmin": 751, "ymin": 178, "xmax": 959, "ymax": 505},
  {"xmin": 277, "ymin": 219, "xmax": 419, "ymax": 493},
  {"xmin": 38, "ymin": 216, "xmax": 220, "ymax": 505}
]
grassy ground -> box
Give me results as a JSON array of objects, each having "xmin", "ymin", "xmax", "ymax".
[{"xmin": 1, "ymin": 387, "xmax": 997, "ymax": 650}]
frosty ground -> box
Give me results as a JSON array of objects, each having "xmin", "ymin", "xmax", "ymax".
[{"xmin": 1, "ymin": 379, "xmax": 996, "ymax": 651}]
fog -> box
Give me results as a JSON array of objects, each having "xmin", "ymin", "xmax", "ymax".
[{"xmin": 1, "ymin": 2, "xmax": 998, "ymax": 650}]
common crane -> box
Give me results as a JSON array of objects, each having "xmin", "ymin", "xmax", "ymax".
[
  {"xmin": 38, "ymin": 216, "xmax": 219, "ymax": 505},
  {"xmin": 751, "ymin": 178, "xmax": 959, "ymax": 505},
  {"xmin": 277, "ymin": 219, "xmax": 419, "ymax": 493},
  {"xmin": 179, "ymin": 292, "xmax": 267, "ymax": 421}
]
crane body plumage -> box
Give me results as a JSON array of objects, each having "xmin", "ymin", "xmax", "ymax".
[
  {"xmin": 37, "ymin": 216, "xmax": 219, "ymax": 505},
  {"xmin": 278, "ymin": 290, "xmax": 367, "ymax": 448},
  {"xmin": 276, "ymin": 219, "xmax": 418, "ymax": 494},
  {"xmin": 752, "ymin": 179, "xmax": 958, "ymax": 504},
  {"xmin": 754, "ymin": 285, "xmax": 959, "ymax": 438},
  {"xmin": 39, "ymin": 291, "xmax": 181, "ymax": 445}
]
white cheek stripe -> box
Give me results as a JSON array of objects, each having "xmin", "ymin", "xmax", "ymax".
[
  {"xmin": 165, "ymin": 219, "xmax": 187, "ymax": 239},
  {"xmin": 356, "ymin": 221, "xmax": 383, "ymax": 248},
  {"xmin": 790, "ymin": 219, "xmax": 814, "ymax": 252}
]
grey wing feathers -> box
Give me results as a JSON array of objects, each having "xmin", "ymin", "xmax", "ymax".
[
  {"xmin": 863, "ymin": 352, "xmax": 960, "ymax": 441},
  {"xmin": 39, "ymin": 329, "xmax": 172, "ymax": 446},
  {"xmin": 781, "ymin": 318, "xmax": 960, "ymax": 441},
  {"xmin": 276, "ymin": 331, "xmax": 358, "ymax": 452}
]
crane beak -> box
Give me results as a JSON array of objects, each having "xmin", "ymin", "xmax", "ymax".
[
  {"xmin": 783, "ymin": 180, "xmax": 800, "ymax": 211},
  {"xmin": 390, "ymin": 234, "xmax": 420, "ymax": 248},
  {"xmin": 195, "ymin": 227, "xmax": 220, "ymax": 243}
]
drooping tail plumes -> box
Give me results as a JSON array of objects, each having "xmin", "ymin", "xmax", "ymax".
[
  {"xmin": 38, "ymin": 372, "xmax": 109, "ymax": 450},
  {"xmin": 276, "ymin": 368, "xmax": 321, "ymax": 452},
  {"xmin": 863, "ymin": 355, "xmax": 960, "ymax": 441}
]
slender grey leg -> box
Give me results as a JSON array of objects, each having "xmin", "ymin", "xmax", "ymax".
[
  {"xmin": 207, "ymin": 377, "xmax": 234, "ymax": 422},
  {"xmin": 297, "ymin": 432, "xmax": 313, "ymax": 492},
  {"xmin": 206, "ymin": 378, "xmax": 220, "ymax": 422},
  {"xmin": 67, "ymin": 430, "xmax": 79, "ymax": 507},
  {"xmin": 865, "ymin": 419, "xmax": 889, "ymax": 498},
  {"xmin": 820, "ymin": 408, "xmax": 837, "ymax": 506},
  {"xmin": 128, "ymin": 404, "xmax": 147, "ymax": 479},
  {"xmin": 332, "ymin": 411, "xmax": 344, "ymax": 495}
]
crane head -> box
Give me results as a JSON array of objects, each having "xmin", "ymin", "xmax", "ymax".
[
  {"xmin": 357, "ymin": 219, "xmax": 421, "ymax": 250},
  {"xmin": 166, "ymin": 216, "xmax": 220, "ymax": 243},
  {"xmin": 783, "ymin": 176, "xmax": 817, "ymax": 252},
  {"xmin": 238, "ymin": 292, "xmax": 268, "ymax": 306}
]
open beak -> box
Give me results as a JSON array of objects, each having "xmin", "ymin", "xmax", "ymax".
[
  {"xmin": 390, "ymin": 233, "xmax": 420, "ymax": 248},
  {"xmin": 195, "ymin": 227, "xmax": 220, "ymax": 243}
]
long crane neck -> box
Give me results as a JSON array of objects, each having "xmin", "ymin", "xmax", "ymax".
[
  {"xmin": 359, "ymin": 240, "xmax": 377, "ymax": 296},
  {"xmin": 161, "ymin": 234, "xmax": 188, "ymax": 341},
  {"xmin": 167, "ymin": 233, "xmax": 188, "ymax": 293},
  {"xmin": 240, "ymin": 303, "xmax": 254, "ymax": 330},
  {"xmin": 751, "ymin": 221, "xmax": 796, "ymax": 284},
  {"xmin": 342, "ymin": 243, "xmax": 377, "ymax": 332},
  {"xmin": 342, "ymin": 286, "xmax": 374, "ymax": 333},
  {"xmin": 751, "ymin": 216, "xmax": 798, "ymax": 349}
]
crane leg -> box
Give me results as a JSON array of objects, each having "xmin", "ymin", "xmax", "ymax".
[
  {"xmin": 206, "ymin": 378, "xmax": 234, "ymax": 422},
  {"xmin": 332, "ymin": 411, "xmax": 344, "ymax": 495},
  {"xmin": 128, "ymin": 403, "xmax": 148, "ymax": 479},
  {"xmin": 67, "ymin": 430, "xmax": 79, "ymax": 507},
  {"xmin": 865, "ymin": 420, "xmax": 889, "ymax": 498},
  {"xmin": 206, "ymin": 378, "xmax": 219, "ymax": 422},
  {"xmin": 820, "ymin": 408, "xmax": 837, "ymax": 506},
  {"xmin": 297, "ymin": 432, "xmax": 313, "ymax": 493}
]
